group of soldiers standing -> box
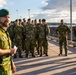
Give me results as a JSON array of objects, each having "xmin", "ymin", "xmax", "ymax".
[{"xmin": 7, "ymin": 18, "xmax": 50, "ymax": 58}]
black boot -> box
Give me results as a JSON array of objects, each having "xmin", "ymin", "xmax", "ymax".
[
  {"xmin": 19, "ymin": 55, "xmax": 23, "ymax": 58},
  {"xmin": 32, "ymin": 53, "xmax": 35, "ymax": 57},
  {"xmin": 45, "ymin": 54, "xmax": 48, "ymax": 56},
  {"xmin": 58, "ymin": 53, "xmax": 62, "ymax": 56},
  {"xmin": 13, "ymin": 54, "xmax": 17, "ymax": 59},
  {"xmin": 25, "ymin": 53, "xmax": 28, "ymax": 58}
]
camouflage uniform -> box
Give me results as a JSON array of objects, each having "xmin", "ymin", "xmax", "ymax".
[
  {"xmin": 56, "ymin": 24, "xmax": 71, "ymax": 56},
  {"xmin": 0, "ymin": 26, "xmax": 12, "ymax": 75},
  {"xmin": 35, "ymin": 23, "xmax": 41, "ymax": 55},
  {"xmin": 73, "ymin": 26, "xmax": 76, "ymax": 37},
  {"xmin": 38, "ymin": 24, "xmax": 49, "ymax": 56},
  {"xmin": 24, "ymin": 24, "xmax": 36, "ymax": 57},
  {"xmin": 7, "ymin": 24, "xmax": 15, "ymax": 46},
  {"xmin": 13, "ymin": 25, "xmax": 23, "ymax": 58}
]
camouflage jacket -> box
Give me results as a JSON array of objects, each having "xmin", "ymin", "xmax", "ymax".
[
  {"xmin": 24, "ymin": 24, "xmax": 36, "ymax": 41},
  {"xmin": 56, "ymin": 24, "xmax": 71, "ymax": 38},
  {"xmin": 14, "ymin": 25, "xmax": 24, "ymax": 41},
  {"xmin": 36, "ymin": 24, "xmax": 50, "ymax": 39},
  {"xmin": 7, "ymin": 25, "xmax": 15, "ymax": 41}
]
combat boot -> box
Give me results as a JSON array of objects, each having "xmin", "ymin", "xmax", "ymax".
[
  {"xmin": 13, "ymin": 54, "xmax": 17, "ymax": 59},
  {"xmin": 45, "ymin": 53, "xmax": 48, "ymax": 56},
  {"xmin": 32, "ymin": 53, "xmax": 36, "ymax": 57},
  {"xmin": 19, "ymin": 55, "xmax": 23, "ymax": 58},
  {"xmin": 58, "ymin": 53, "xmax": 62, "ymax": 56}
]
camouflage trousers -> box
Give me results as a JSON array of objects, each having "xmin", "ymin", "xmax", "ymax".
[
  {"xmin": 25, "ymin": 39, "xmax": 36, "ymax": 56},
  {"xmin": 0, "ymin": 70, "xmax": 12, "ymax": 75},
  {"xmin": 38, "ymin": 39, "xmax": 48, "ymax": 56},
  {"xmin": 36, "ymin": 39, "xmax": 39, "ymax": 54},
  {"xmin": 59, "ymin": 37, "xmax": 68, "ymax": 55},
  {"xmin": 13, "ymin": 40, "xmax": 23, "ymax": 56}
]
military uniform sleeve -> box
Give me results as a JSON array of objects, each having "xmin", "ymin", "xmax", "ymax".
[{"xmin": 66, "ymin": 26, "xmax": 71, "ymax": 34}]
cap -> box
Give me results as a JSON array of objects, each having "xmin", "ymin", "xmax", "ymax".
[{"xmin": 0, "ymin": 9, "xmax": 10, "ymax": 17}]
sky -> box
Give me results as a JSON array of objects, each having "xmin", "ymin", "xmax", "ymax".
[{"xmin": 0, "ymin": 0, "xmax": 76, "ymax": 23}]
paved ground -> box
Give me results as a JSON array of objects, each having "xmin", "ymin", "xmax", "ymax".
[{"xmin": 13, "ymin": 40, "xmax": 76, "ymax": 75}]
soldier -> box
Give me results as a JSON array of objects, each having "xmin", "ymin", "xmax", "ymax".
[
  {"xmin": 34, "ymin": 19, "xmax": 37, "ymax": 25},
  {"xmin": 7, "ymin": 20, "xmax": 18, "ymax": 45},
  {"xmin": 31, "ymin": 20, "xmax": 34, "ymax": 25},
  {"xmin": 13, "ymin": 19, "xmax": 23, "ymax": 58},
  {"xmin": 0, "ymin": 9, "xmax": 16, "ymax": 75},
  {"xmin": 22, "ymin": 19, "xmax": 26, "ymax": 51},
  {"xmin": 24, "ymin": 18, "xmax": 36, "ymax": 57},
  {"xmin": 22, "ymin": 19, "xmax": 26, "ymax": 26},
  {"xmin": 35, "ymin": 19, "xmax": 42, "ymax": 55},
  {"xmin": 39, "ymin": 19, "xmax": 50, "ymax": 56},
  {"xmin": 56, "ymin": 19, "xmax": 71, "ymax": 56},
  {"xmin": 19, "ymin": 19, "xmax": 22, "ymax": 25}
]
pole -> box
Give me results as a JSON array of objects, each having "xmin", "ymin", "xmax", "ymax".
[
  {"xmin": 20, "ymin": 16, "xmax": 22, "ymax": 19},
  {"xmin": 28, "ymin": 9, "xmax": 30, "ymax": 18},
  {"xmin": 70, "ymin": 0, "xmax": 72, "ymax": 42},
  {"xmin": 16, "ymin": 10, "xmax": 18, "ymax": 19}
]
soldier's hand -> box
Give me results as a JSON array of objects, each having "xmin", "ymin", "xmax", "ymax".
[
  {"xmin": 64, "ymin": 34, "xmax": 68, "ymax": 38},
  {"xmin": 12, "ymin": 64, "xmax": 16, "ymax": 73},
  {"xmin": 10, "ymin": 48, "xmax": 16, "ymax": 55}
]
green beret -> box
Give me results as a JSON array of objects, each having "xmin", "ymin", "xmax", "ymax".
[
  {"xmin": 42, "ymin": 19, "xmax": 46, "ymax": 22},
  {"xmin": 15, "ymin": 19, "xmax": 18, "ymax": 22},
  {"xmin": 0, "ymin": 9, "xmax": 10, "ymax": 17},
  {"xmin": 23, "ymin": 18, "xmax": 26, "ymax": 22},
  {"xmin": 28, "ymin": 18, "xmax": 31, "ymax": 21},
  {"xmin": 19, "ymin": 19, "xmax": 22, "ymax": 21}
]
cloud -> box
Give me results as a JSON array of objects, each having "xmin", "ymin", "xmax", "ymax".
[
  {"xmin": 31, "ymin": 10, "xmax": 69, "ymax": 22},
  {"xmin": 31, "ymin": 0, "xmax": 76, "ymax": 23},
  {"xmin": 42, "ymin": 0, "xmax": 48, "ymax": 6},
  {"xmin": 0, "ymin": 0, "xmax": 7, "ymax": 7},
  {"xmin": 31, "ymin": 9, "xmax": 76, "ymax": 23},
  {"xmin": 41, "ymin": 0, "xmax": 76, "ymax": 11}
]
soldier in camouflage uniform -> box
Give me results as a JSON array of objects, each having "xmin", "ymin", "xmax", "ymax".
[
  {"xmin": 56, "ymin": 19, "xmax": 71, "ymax": 56},
  {"xmin": 7, "ymin": 20, "xmax": 18, "ymax": 46},
  {"xmin": 22, "ymin": 19, "xmax": 26, "ymax": 51},
  {"xmin": 31, "ymin": 20, "xmax": 34, "ymax": 25},
  {"xmin": 24, "ymin": 18, "xmax": 36, "ymax": 57},
  {"xmin": 40, "ymin": 19, "xmax": 50, "ymax": 56},
  {"xmin": 35, "ymin": 19, "xmax": 42, "ymax": 55},
  {"xmin": 0, "ymin": 9, "xmax": 16, "ymax": 75},
  {"xmin": 22, "ymin": 18, "xmax": 26, "ymax": 26},
  {"xmin": 13, "ymin": 19, "xmax": 23, "ymax": 58},
  {"xmin": 37, "ymin": 19, "xmax": 50, "ymax": 56}
]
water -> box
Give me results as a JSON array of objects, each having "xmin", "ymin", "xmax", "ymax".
[{"xmin": 48, "ymin": 24, "xmax": 76, "ymax": 27}]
